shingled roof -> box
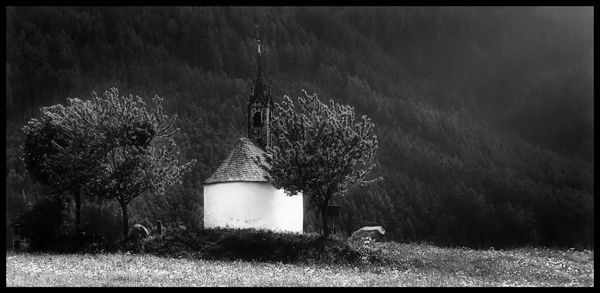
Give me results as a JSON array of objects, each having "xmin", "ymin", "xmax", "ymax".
[{"xmin": 203, "ymin": 137, "xmax": 271, "ymax": 184}]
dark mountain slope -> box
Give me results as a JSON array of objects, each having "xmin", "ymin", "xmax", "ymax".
[{"xmin": 5, "ymin": 6, "xmax": 593, "ymax": 248}]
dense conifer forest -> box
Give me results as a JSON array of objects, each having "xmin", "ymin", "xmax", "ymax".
[{"xmin": 5, "ymin": 6, "xmax": 593, "ymax": 248}]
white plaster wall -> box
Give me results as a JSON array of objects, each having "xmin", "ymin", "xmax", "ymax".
[{"xmin": 203, "ymin": 182, "xmax": 303, "ymax": 233}]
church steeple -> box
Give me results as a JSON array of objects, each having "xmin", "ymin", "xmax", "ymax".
[{"xmin": 248, "ymin": 26, "xmax": 273, "ymax": 150}]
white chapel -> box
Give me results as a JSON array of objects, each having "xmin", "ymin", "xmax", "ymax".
[{"xmin": 202, "ymin": 35, "xmax": 303, "ymax": 233}]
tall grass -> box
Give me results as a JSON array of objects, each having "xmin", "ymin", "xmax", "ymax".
[{"xmin": 6, "ymin": 242, "xmax": 593, "ymax": 287}]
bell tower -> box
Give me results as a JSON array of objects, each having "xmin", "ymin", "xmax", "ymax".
[{"xmin": 248, "ymin": 27, "xmax": 273, "ymax": 149}]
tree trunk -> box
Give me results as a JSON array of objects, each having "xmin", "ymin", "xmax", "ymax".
[
  {"xmin": 121, "ymin": 202, "xmax": 129, "ymax": 239},
  {"xmin": 74, "ymin": 188, "xmax": 81, "ymax": 233},
  {"xmin": 320, "ymin": 204, "xmax": 330, "ymax": 238}
]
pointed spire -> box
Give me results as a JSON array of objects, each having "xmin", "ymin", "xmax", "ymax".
[
  {"xmin": 247, "ymin": 25, "xmax": 273, "ymax": 150},
  {"xmin": 256, "ymin": 25, "xmax": 263, "ymax": 81},
  {"xmin": 249, "ymin": 24, "xmax": 271, "ymax": 102}
]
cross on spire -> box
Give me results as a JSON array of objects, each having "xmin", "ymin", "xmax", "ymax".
[{"xmin": 257, "ymin": 25, "xmax": 261, "ymax": 55}]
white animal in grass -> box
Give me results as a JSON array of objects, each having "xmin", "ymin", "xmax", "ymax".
[{"xmin": 350, "ymin": 226, "xmax": 386, "ymax": 242}]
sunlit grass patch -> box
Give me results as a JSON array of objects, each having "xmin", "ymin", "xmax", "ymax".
[{"xmin": 6, "ymin": 243, "xmax": 593, "ymax": 287}]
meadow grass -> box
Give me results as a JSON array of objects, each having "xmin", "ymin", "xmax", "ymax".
[{"xmin": 5, "ymin": 242, "xmax": 593, "ymax": 287}]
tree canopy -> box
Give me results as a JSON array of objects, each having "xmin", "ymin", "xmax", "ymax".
[
  {"xmin": 84, "ymin": 88, "xmax": 195, "ymax": 236},
  {"xmin": 266, "ymin": 91, "xmax": 380, "ymax": 236},
  {"xmin": 21, "ymin": 87, "xmax": 195, "ymax": 237},
  {"xmin": 22, "ymin": 95, "xmax": 112, "ymax": 230}
]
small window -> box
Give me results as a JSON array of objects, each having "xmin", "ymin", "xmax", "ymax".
[{"xmin": 253, "ymin": 112, "xmax": 262, "ymax": 127}]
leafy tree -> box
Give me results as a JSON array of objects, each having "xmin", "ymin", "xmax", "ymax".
[
  {"xmin": 22, "ymin": 87, "xmax": 195, "ymax": 239},
  {"xmin": 84, "ymin": 88, "xmax": 195, "ymax": 237},
  {"xmin": 21, "ymin": 97, "xmax": 108, "ymax": 232},
  {"xmin": 265, "ymin": 90, "xmax": 380, "ymax": 237}
]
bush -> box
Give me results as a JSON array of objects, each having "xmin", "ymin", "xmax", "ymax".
[
  {"xmin": 16, "ymin": 195, "xmax": 73, "ymax": 251},
  {"xmin": 143, "ymin": 228, "xmax": 362, "ymax": 265},
  {"xmin": 15, "ymin": 195, "xmax": 127, "ymax": 253}
]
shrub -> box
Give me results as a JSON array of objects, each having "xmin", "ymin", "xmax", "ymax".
[
  {"xmin": 15, "ymin": 195, "xmax": 129, "ymax": 253},
  {"xmin": 143, "ymin": 228, "xmax": 362, "ymax": 265},
  {"xmin": 16, "ymin": 195, "xmax": 73, "ymax": 251}
]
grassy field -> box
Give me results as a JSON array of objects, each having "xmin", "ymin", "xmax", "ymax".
[{"xmin": 6, "ymin": 242, "xmax": 594, "ymax": 287}]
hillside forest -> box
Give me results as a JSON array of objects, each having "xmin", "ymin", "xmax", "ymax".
[{"xmin": 5, "ymin": 6, "xmax": 594, "ymax": 249}]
